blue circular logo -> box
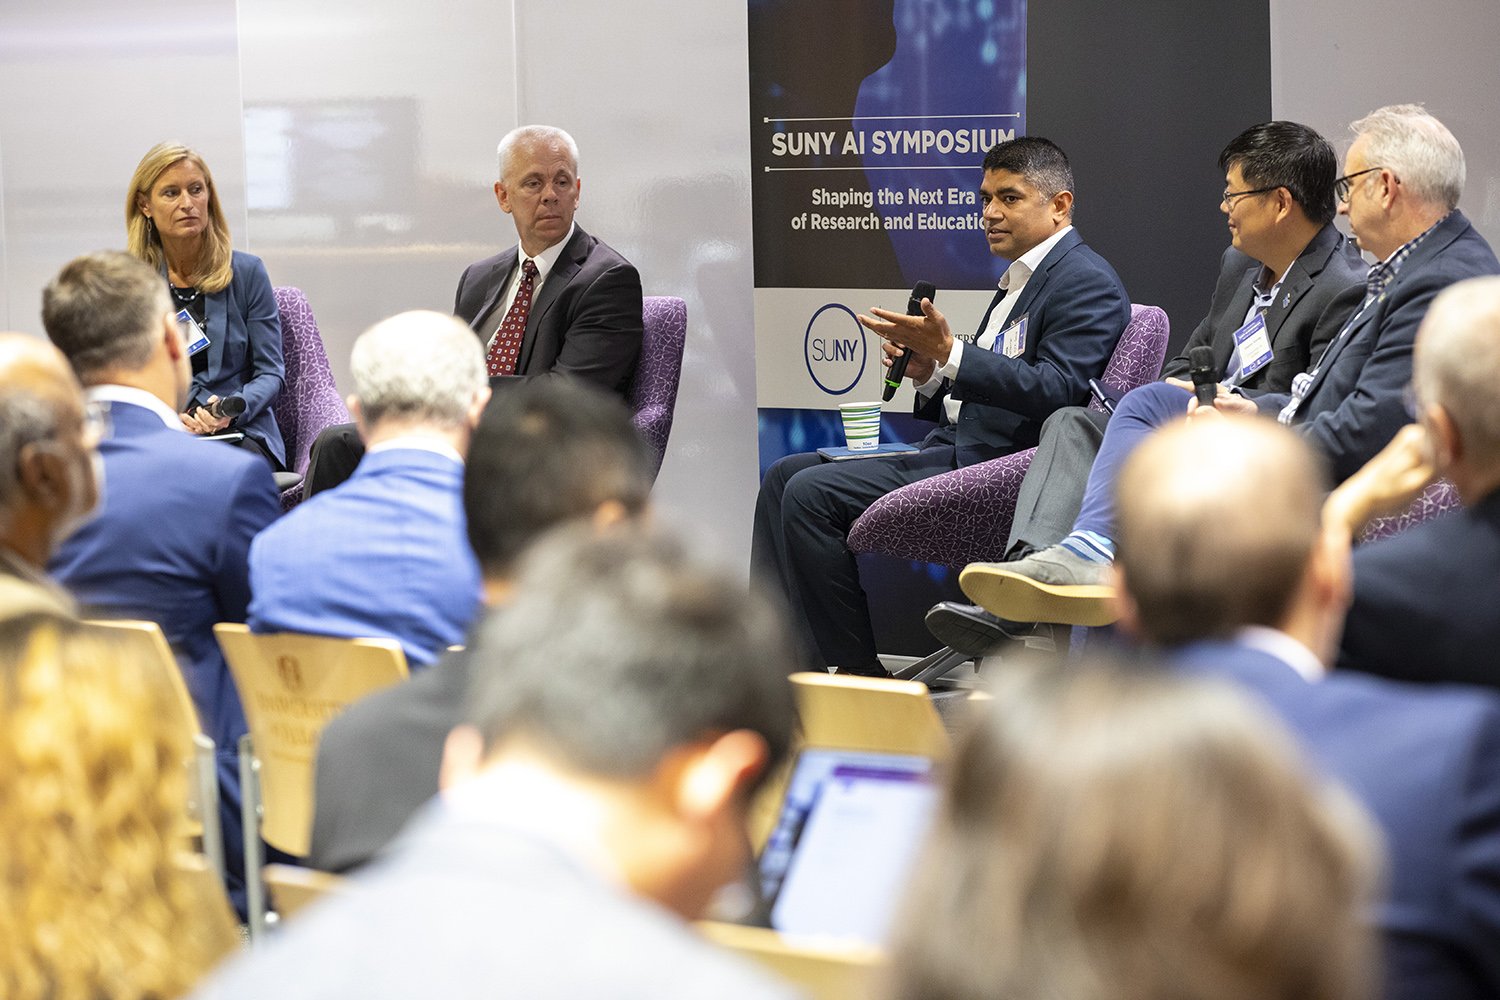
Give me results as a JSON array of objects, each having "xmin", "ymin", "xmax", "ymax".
[{"xmin": 803, "ymin": 303, "xmax": 867, "ymax": 396}]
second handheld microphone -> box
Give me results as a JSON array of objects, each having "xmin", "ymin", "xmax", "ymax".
[{"xmin": 882, "ymin": 280, "xmax": 938, "ymax": 402}]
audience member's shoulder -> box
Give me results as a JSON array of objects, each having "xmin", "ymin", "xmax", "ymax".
[{"xmin": 1326, "ymin": 668, "xmax": 1500, "ymax": 747}]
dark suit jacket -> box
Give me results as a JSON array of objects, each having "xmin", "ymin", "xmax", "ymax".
[
  {"xmin": 1339, "ymin": 488, "xmax": 1500, "ymax": 690},
  {"xmin": 1252, "ymin": 211, "xmax": 1500, "ymax": 482},
  {"xmin": 1173, "ymin": 638, "xmax": 1500, "ymax": 1000},
  {"xmin": 454, "ymin": 225, "xmax": 643, "ymax": 396},
  {"xmin": 1161, "ymin": 224, "xmax": 1366, "ymax": 391},
  {"xmin": 48, "ymin": 399, "xmax": 281, "ymax": 751},
  {"xmin": 188, "ymin": 250, "xmax": 287, "ymax": 467},
  {"xmin": 915, "ymin": 229, "xmax": 1131, "ymax": 466},
  {"xmin": 310, "ymin": 645, "xmax": 473, "ymax": 872}
]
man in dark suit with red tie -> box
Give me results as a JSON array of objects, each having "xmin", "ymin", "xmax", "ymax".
[{"xmin": 305, "ymin": 125, "xmax": 643, "ymax": 494}]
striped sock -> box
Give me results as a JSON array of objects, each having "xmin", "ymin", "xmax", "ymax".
[{"xmin": 1057, "ymin": 529, "xmax": 1115, "ymax": 563}]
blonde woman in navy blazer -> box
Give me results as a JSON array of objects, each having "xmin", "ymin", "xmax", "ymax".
[{"xmin": 125, "ymin": 142, "xmax": 286, "ymax": 469}]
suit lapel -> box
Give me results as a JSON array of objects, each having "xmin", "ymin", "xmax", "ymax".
[
  {"xmin": 519, "ymin": 227, "xmax": 589, "ymax": 374},
  {"xmin": 1214, "ymin": 265, "xmax": 1259, "ymax": 373},
  {"xmin": 1004, "ymin": 229, "xmax": 1080, "ymax": 322},
  {"xmin": 204, "ymin": 285, "xmax": 228, "ymax": 378},
  {"xmin": 474, "ymin": 256, "xmax": 519, "ymax": 337},
  {"xmin": 1264, "ymin": 226, "xmax": 1338, "ymax": 352}
]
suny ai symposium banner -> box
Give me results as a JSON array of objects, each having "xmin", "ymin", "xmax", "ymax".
[{"xmin": 749, "ymin": 0, "xmax": 1027, "ymax": 467}]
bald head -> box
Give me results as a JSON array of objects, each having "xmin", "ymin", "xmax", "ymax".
[
  {"xmin": 1115, "ymin": 417, "xmax": 1328, "ymax": 646},
  {"xmin": 1414, "ymin": 276, "xmax": 1500, "ymax": 483},
  {"xmin": 0, "ymin": 333, "xmax": 98, "ymax": 565}
]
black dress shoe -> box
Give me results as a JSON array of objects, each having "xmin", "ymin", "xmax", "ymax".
[{"xmin": 924, "ymin": 602, "xmax": 1052, "ymax": 657}]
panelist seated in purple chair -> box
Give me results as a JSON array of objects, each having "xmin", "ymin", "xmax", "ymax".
[
  {"xmin": 751, "ymin": 136, "xmax": 1130, "ymax": 678},
  {"xmin": 960, "ymin": 104, "xmax": 1500, "ymax": 628},
  {"xmin": 303, "ymin": 124, "xmax": 642, "ymax": 496}
]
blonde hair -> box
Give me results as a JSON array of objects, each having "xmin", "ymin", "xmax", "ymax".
[
  {"xmin": 125, "ymin": 142, "xmax": 234, "ymax": 293},
  {"xmin": 0, "ymin": 616, "xmax": 238, "ymax": 999},
  {"xmin": 887, "ymin": 661, "xmax": 1381, "ymax": 1000}
]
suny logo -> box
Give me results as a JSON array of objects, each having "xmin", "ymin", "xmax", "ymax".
[{"xmin": 803, "ymin": 303, "xmax": 866, "ymax": 395}]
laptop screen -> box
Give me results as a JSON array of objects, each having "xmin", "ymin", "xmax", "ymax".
[{"xmin": 755, "ymin": 747, "xmax": 939, "ymax": 945}]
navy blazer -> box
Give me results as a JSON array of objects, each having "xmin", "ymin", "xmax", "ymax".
[
  {"xmin": 1340, "ymin": 488, "xmax": 1500, "ymax": 690},
  {"xmin": 916, "ymin": 229, "xmax": 1131, "ymax": 466},
  {"xmin": 48, "ymin": 399, "xmax": 281, "ymax": 753},
  {"xmin": 1173, "ymin": 639, "xmax": 1500, "ymax": 1000},
  {"xmin": 454, "ymin": 225, "xmax": 643, "ymax": 397},
  {"xmin": 1161, "ymin": 224, "xmax": 1366, "ymax": 392},
  {"xmin": 1252, "ymin": 211, "xmax": 1500, "ymax": 482},
  {"xmin": 186, "ymin": 250, "xmax": 287, "ymax": 467}
]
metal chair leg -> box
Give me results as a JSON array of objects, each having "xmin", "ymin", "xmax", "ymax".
[{"xmin": 239, "ymin": 733, "xmax": 267, "ymax": 941}]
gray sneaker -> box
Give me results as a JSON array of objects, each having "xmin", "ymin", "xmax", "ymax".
[{"xmin": 958, "ymin": 544, "xmax": 1118, "ymax": 626}]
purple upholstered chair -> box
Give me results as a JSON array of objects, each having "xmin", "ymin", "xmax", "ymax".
[
  {"xmin": 272, "ymin": 287, "xmax": 350, "ymax": 510},
  {"xmin": 847, "ymin": 303, "xmax": 1171, "ymax": 567},
  {"xmin": 1359, "ymin": 479, "xmax": 1462, "ymax": 543},
  {"xmin": 631, "ymin": 296, "xmax": 687, "ymax": 479}
]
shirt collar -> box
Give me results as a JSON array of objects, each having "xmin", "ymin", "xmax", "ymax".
[
  {"xmin": 999, "ymin": 224, "xmax": 1073, "ymax": 292},
  {"xmin": 366, "ymin": 435, "xmax": 464, "ymax": 466},
  {"xmin": 85, "ymin": 384, "xmax": 185, "ymax": 431},
  {"xmin": 1235, "ymin": 625, "xmax": 1326, "ymax": 682},
  {"xmin": 1367, "ymin": 210, "xmax": 1451, "ymax": 297},
  {"xmin": 519, "ymin": 222, "xmax": 576, "ymax": 285}
]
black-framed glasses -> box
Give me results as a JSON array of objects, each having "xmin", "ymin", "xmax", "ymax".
[
  {"xmin": 1334, "ymin": 167, "xmax": 1384, "ymax": 203},
  {"xmin": 1221, "ymin": 184, "xmax": 1281, "ymax": 209}
]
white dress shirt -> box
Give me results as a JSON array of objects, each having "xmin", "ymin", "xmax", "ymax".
[{"xmin": 484, "ymin": 222, "xmax": 576, "ymax": 353}]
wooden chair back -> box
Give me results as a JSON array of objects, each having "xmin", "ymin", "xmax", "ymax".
[
  {"xmin": 264, "ymin": 863, "xmax": 349, "ymax": 921},
  {"xmin": 698, "ymin": 921, "xmax": 884, "ymax": 1000}
]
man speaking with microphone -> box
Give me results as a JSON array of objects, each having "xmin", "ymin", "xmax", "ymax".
[{"xmin": 751, "ymin": 136, "xmax": 1130, "ymax": 677}]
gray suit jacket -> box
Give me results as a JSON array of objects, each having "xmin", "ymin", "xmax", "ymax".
[{"xmin": 197, "ymin": 808, "xmax": 799, "ymax": 1000}]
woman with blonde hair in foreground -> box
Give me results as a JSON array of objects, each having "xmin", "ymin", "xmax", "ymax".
[
  {"xmin": 888, "ymin": 660, "xmax": 1382, "ymax": 1000},
  {"xmin": 0, "ymin": 615, "xmax": 237, "ymax": 1000}
]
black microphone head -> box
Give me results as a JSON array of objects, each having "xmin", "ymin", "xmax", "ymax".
[
  {"xmin": 1188, "ymin": 345, "xmax": 1216, "ymax": 380},
  {"xmin": 907, "ymin": 281, "xmax": 937, "ymax": 315},
  {"xmin": 213, "ymin": 395, "xmax": 247, "ymax": 419}
]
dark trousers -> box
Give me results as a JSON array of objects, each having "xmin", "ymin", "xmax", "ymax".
[
  {"xmin": 1004, "ymin": 405, "xmax": 1110, "ymax": 558},
  {"xmin": 304, "ymin": 423, "xmax": 365, "ymax": 498},
  {"xmin": 751, "ymin": 446, "xmax": 958, "ymax": 671}
]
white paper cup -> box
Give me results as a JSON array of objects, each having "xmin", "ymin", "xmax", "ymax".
[{"xmin": 839, "ymin": 401, "xmax": 882, "ymax": 451}]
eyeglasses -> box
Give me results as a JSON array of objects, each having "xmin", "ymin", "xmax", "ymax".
[
  {"xmin": 1221, "ymin": 184, "xmax": 1281, "ymax": 209},
  {"xmin": 1334, "ymin": 167, "xmax": 1384, "ymax": 203}
]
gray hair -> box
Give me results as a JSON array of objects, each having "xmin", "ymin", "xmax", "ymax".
[
  {"xmin": 1350, "ymin": 104, "xmax": 1465, "ymax": 210},
  {"xmin": 0, "ymin": 392, "xmax": 62, "ymax": 514},
  {"xmin": 349, "ymin": 310, "xmax": 487, "ymax": 428},
  {"xmin": 466, "ymin": 527, "xmax": 798, "ymax": 785},
  {"xmin": 42, "ymin": 251, "xmax": 171, "ymax": 381},
  {"xmin": 1415, "ymin": 275, "xmax": 1500, "ymax": 466},
  {"xmin": 496, "ymin": 125, "xmax": 579, "ymax": 182}
]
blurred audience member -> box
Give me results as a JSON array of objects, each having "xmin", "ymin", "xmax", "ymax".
[
  {"xmin": 249, "ymin": 310, "xmax": 490, "ymax": 666},
  {"xmin": 196, "ymin": 529, "xmax": 798, "ymax": 1000},
  {"xmin": 888, "ymin": 660, "xmax": 1379, "ymax": 1000},
  {"xmin": 309, "ymin": 379, "xmax": 654, "ymax": 872},
  {"xmin": 0, "ymin": 334, "xmax": 100, "ymax": 617},
  {"xmin": 0, "ymin": 614, "xmax": 238, "ymax": 1000},
  {"xmin": 127, "ymin": 142, "xmax": 286, "ymax": 468},
  {"xmin": 1114, "ymin": 415, "xmax": 1500, "ymax": 1000}
]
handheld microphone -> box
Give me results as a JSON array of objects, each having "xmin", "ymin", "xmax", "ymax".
[
  {"xmin": 882, "ymin": 281, "xmax": 938, "ymax": 402},
  {"xmin": 205, "ymin": 395, "xmax": 246, "ymax": 420},
  {"xmin": 1188, "ymin": 346, "xmax": 1218, "ymax": 407}
]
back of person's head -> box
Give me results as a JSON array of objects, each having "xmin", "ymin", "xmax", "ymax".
[
  {"xmin": 0, "ymin": 336, "xmax": 90, "ymax": 528},
  {"xmin": 463, "ymin": 379, "xmax": 653, "ymax": 577},
  {"xmin": 1414, "ymin": 275, "xmax": 1500, "ymax": 474},
  {"xmin": 1219, "ymin": 120, "xmax": 1339, "ymax": 225},
  {"xmin": 0, "ymin": 614, "xmax": 237, "ymax": 999},
  {"xmin": 982, "ymin": 136, "xmax": 1074, "ymax": 203},
  {"xmin": 42, "ymin": 251, "xmax": 170, "ymax": 382},
  {"xmin": 349, "ymin": 310, "xmax": 487, "ymax": 430},
  {"xmin": 887, "ymin": 658, "xmax": 1380, "ymax": 1000},
  {"xmin": 1350, "ymin": 103, "xmax": 1464, "ymax": 210},
  {"xmin": 1115, "ymin": 416, "xmax": 1327, "ymax": 646},
  {"xmin": 466, "ymin": 526, "xmax": 797, "ymax": 785}
]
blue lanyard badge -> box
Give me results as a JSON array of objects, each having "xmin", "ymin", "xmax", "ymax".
[
  {"xmin": 1229, "ymin": 313, "xmax": 1273, "ymax": 383},
  {"xmin": 177, "ymin": 309, "xmax": 210, "ymax": 356},
  {"xmin": 992, "ymin": 313, "xmax": 1028, "ymax": 358}
]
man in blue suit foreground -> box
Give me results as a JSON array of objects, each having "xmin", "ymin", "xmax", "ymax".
[
  {"xmin": 964, "ymin": 104, "xmax": 1500, "ymax": 626},
  {"xmin": 752, "ymin": 136, "xmax": 1130, "ymax": 675},
  {"xmin": 248, "ymin": 310, "xmax": 490, "ymax": 667},
  {"xmin": 1111, "ymin": 415, "xmax": 1500, "ymax": 1000},
  {"xmin": 197, "ymin": 530, "xmax": 799, "ymax": 1000},
  {"xmin": 44, "ymin": 251, "xmax": 281, "ymax": 913},
  {"xmin": 1328, "ymin": 276, "xmax": 1500, "ymax": 690}
]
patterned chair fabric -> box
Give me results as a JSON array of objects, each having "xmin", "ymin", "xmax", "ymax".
[
  {"xmin": 1358, "ymin": 478, "xmax": 1462, "ymax": 543},
  {"xmin": 272, "ymin": 287, "xmax": 350, "ymax": 510},
  {"xmin": 632, "ymin": 296, "xmax": 687, "ymax": 478},
  {"xmin": 846, "ymin": 304, "xmax": 1170, "ymax": 567}
]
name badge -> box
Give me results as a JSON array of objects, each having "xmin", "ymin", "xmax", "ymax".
[
  {"xmin": 177, "ymin": 309, "xmax": 210, "ymax": 356},
  {"xmin": 993, "ymin": 313, "xmax": 1028, "ymax": 358},
  {"xmin": 1231, "ymin": 313, "xmax": 1273, "ymax": 381}
]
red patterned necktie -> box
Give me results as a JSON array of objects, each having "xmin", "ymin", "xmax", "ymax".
[{"xmin": 486, "ymin": 258, "xmax": 538, "ymax": 377}]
